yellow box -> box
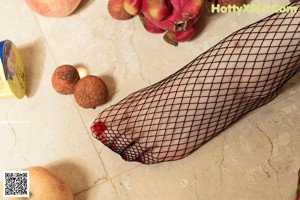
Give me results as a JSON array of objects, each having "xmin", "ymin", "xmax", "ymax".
[{"xmin": 0, "ymin": 40, "xmax": 26, "ymax": 99}]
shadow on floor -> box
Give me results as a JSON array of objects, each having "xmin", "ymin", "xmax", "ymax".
[{"xmin": 19, "ymin": 38, "xmax": 46, "ymax": 98}]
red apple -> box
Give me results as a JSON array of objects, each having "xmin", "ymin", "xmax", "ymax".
[
  {"xmin": 0, "ymin": 166, "xmax": 73, "ymax": 200},
  {"xmin": 25, "ymin": 0, "xmax": 82, "ymax": 18},
  {"xmin": 108, "ymin": 0, "xmax": 134, "ymax": 20}
]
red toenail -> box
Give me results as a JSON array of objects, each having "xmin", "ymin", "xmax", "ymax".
[
  {"xmin": 139, "ymin": 157, "xmax": 145, "ymax": 164},
  {"xmin": 121, "ymin": 153, "xmax": 129, "ymax": 161},
  {"xmin": 111, "ymin": 143, "xmax": 118, "ymax": 152},
  {"xmin": 98, "ymin": 135, "xmax": 109, "ymax": 143},
  {"xmin": 91, "ymin": 121, "xmax": 107, "ymax": 137},
  {"xmin": 91, "ymin": 121, "xmax": 109, "ymax": 144}
]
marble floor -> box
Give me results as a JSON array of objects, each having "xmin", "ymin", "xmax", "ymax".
[{"xmin": 0, "ymin": 0, "xmax": 299, "ymax": 199}]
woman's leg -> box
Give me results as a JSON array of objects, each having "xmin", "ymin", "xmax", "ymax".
[{"xmin": 91, "ymin": 1, "xmax": 300, "ymax": 164}]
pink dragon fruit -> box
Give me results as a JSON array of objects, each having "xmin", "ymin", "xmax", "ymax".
[
  {"xmin": 123, "ymin": 0, "xmax": 204, "ymax": 46},
  {"xmin": 110, "ymin": 0, "xmax": 249, "ymax": 45},
  {"xmin": 149, "ymin": 0, "xmax": 172, "ymax": 21},
  {"xmin": 124, "ymin": 0, "xmax": 141, "ymax": 15}
]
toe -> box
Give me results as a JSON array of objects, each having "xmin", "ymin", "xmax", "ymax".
[
  {"xmin": 91, "ymin": 107, "xmax": 139, "ymax": 155},
  {"xmin": 120, "ymin": 142, "xmax": 146, "ymax": 162},
  {"xmin": 109, "ymin": 136, "xmax": 134, "ymax": 154},
  {"xmin": 91, "ymin": 120, "xmax": 133, "ymax": 153},
  {"xmin": 91, "ymin": 101, "xmax": 134, "ymax": 144},
  {"xmin": 91, "ymin": 120, "xmax": 109, "ymax": 144},
  {"xmin": 137, "ymin": 148, "xmax": 163, "ymax": 164}
]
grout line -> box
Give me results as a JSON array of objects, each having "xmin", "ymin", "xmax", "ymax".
[
  {"xmin": 30, "ymin": 3, "xmax": 111, "ymax": 177},
  {"xmin": 109, "ymin": 164, "xmax": 142, "ymax": 181},
  {"xmin": 30, "ymin": 9, "xmax": 121, "ymax": 197},
  {"xmin": 74, "ymin": 177, "xmax": 122, "ymax": 200},
  {"xmin": 30, "ymin": 11, "xmax": 59, "ymax": 67},
  {"xmin": 74, "ymin": 177, "xmax": 106, "ymax": 196},
  {"xmin": 110, "ymin": 180, "xmax": 122, "ymax": 200},
  {"xmin": 29, "ymin": 5, "xmax": 84, "ymax": 108},
  {"xmin": 29, "ymin": 6, "xmax": 81, "ymax": 107},
  {"xmin": 31, "ymin": 8, "xmax": 143, "ymax": 199},
  {"xmin": 72, "ymin": 101, "xmax": 110, "ymax": 177}
]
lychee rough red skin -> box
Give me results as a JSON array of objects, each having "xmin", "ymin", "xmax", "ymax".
[
  {"xmin": 74, "ymin": 75, "xmax": 109, "ymax": 109},
  {"xmin": 52, "ymin": 65, "xmax": 80, "ymax": 95}
]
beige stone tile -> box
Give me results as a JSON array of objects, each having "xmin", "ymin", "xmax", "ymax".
[
  {"xmin": 0, "ymin": 125, "xmax": 22, "ymax": 166},
  {"xmin": 1, "ymin": 0, "xmax": 299, "ymax": 200},
  {"xmin": 0, "ymin": 1, "xmax": 107, "ymax": 195},
  {"xmin": 99, "ymin": 147, "xmax": 141, "ymax": 178},
  {"xmin": 0, "ymin": 63, "xmax": 107, "ymax": 192},
  {"xmin": 247, "ymin": 93, "xmax": 300, "ymax": 200},
  {"xmin": 243, "ymin": 74, "xmax": 300, "ymax": 117},
  {"xmin": 0, "ymin": 79, "xmax": 107, "ymax": 194},
  {"xmin": 34, "ymin": 0, "xmax": 144, "ymax": 94},
  {"xmin": 110, "ymin": 112, "xmax": 298, "ymax": 200},
  {"xmin": 272, "ymin": 74, "xmax": 300, "ymax": 102},
  {"xmin": 214, "ymin": 119, "xmax": 281, "ymax": 200},
  {"xmin": 110, "ymin": 132, "xmax": 224, "ymax": 200},
  {"xmin": 74, "ymin": 181, "xmax": 119, "ymax": 200},
  {"xmin": 0, "ymin": 1, "xmax": 42, "ymax": 45}
]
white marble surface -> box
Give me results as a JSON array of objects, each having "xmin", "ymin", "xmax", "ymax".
[{"xmin": 0, "ymin": 0, "xmax": 299, "ymax": 199}]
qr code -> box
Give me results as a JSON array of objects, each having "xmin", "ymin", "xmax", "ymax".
[{"xmin": 2, "ymin": 171, "xmax": 29, "ymax": 197}]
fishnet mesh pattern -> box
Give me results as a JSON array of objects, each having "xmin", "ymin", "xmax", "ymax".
[{"xmin": 92, "ymin": 1, "xmax": 300, "ymax": 164}]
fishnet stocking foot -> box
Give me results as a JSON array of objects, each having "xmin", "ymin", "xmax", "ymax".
[{"xmin": 91, "ymin": 1, "xmax": 300, "ymax": 164}]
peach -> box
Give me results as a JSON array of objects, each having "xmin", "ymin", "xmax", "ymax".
[
  {"xmin": 25, "ymin": 0, "xmax": 82, "ymax": 18},
  {"xmin": 0, "ymin": 166, "xmax": 73, "ymax": 200}
]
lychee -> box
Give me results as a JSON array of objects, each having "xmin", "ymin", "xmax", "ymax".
[
  {"xmin": 51, "ymin": 65, "xmax": 80, "ymax": 95},
  {"xmin": 74, "ymin": 75, "xmax": 109, "ymax": 109}
]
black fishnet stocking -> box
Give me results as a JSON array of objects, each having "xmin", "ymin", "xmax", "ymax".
[{"xmin": 91, "ymin": 1, "xmax": 300, "ymax": 164}]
